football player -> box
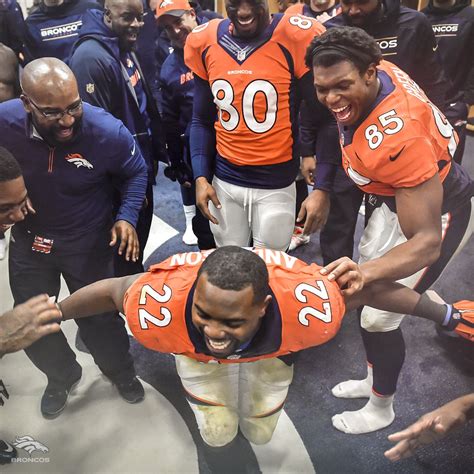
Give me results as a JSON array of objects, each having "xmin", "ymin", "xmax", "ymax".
[
  {"xmin": 306, "ymin": 26, "xmax": 474, "ymax": 434},
  {"xmin": 184, "ymin": 0, "xmax": 339, "ymax": 251},
  {"xmin": 57, "ymin": 246, "xmax": 474, "ymax": 447}
]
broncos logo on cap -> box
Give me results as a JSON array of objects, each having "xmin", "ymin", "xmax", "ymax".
[
  {"xmin": 65, "ymin": 153, "xmax": 93, "ymax": 170},
  {"xmin": 159, "ymin": 0, "xmax": 174, "ymax": 8}
]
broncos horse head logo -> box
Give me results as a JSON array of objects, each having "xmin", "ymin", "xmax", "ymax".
[
  {"xmin": 65, "ymin": 153, "xmax": 93, "ymax": 170},
  {"xmin": 13, "ymin": 436, "xmax": 49, "ymax": 455}
]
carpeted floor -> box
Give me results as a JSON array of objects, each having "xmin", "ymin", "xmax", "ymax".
[{"xmin": 0, "ymin": 138, "xmax": 473, "ymax": 474}]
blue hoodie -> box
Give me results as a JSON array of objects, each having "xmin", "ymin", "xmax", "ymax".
[
  {"xmin": 69, "ymin": 8, "xmax": 158, "ymax": 181},
  {"xmin": 24, "ymin": 0, "xmax": 101, "ymax": 62},
  {"xmin": 0, "ymin": 99, "xmax": 147, "ymax": 250}
]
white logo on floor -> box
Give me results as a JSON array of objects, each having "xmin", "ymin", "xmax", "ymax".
[{"xmin": 11, "ymin": 435, "xmax": 50, "ymax": 463}]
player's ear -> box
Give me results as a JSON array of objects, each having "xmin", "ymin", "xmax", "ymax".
[
  {"xmin": 20, "ymin": 94, "xmax": 32, "ymax": 114},
  {"xmin": 365, "ymin": 63, "xmax": 377, "ymax": 85},
  {"xmin": 104, "ymin": 8, "xmax": 112, "ymax": 25}
]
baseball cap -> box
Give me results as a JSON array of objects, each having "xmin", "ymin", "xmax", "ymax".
[{"xmin": 156, "ymin": 0, "xmax": 192, "ymax": 19}]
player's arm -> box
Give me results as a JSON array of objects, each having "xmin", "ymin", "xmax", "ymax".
[
  {"xmin": 384, "ymin": 393, "xmax": 474, "ymax": 461},
  {"xmin": 190, "ymin": 75, "xmax": 221, "ymax": 224},
  {"xmin": 359, "ymin": 174, "xmax": 442, "ymax": 285},
  {"xmin": 58, "ymin": 274, "xmax": 143, "ymax": 320},
  {"xmin": 297, "ymin": 72, "xmax": 341, "ymax": 234}
]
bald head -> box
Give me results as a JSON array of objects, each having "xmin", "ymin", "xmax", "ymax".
[
  {"xmin": 20, "ymin": 58, "xmax": 83, "ymax": 145},
  {"xmin": 21, "ymin": 58, "xmax": 78, "ymax": 102},
  {"xmin": 104, "ymin": 0, "xmax": 135, "ymax": 8}
]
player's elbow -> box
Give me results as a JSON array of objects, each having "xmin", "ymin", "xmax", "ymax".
[{"xmin": 420, "ymin": 233, "xmax": 442, "ymax": 267}]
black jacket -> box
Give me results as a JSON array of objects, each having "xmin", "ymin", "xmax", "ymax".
[{"xmin": 423, "ymin": 0, "xmax": 474, "ymax": 104}]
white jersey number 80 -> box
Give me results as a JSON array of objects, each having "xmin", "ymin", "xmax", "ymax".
[{"xmin": 211, "ymin": 79, "xmax": 278, "ymax": 134}]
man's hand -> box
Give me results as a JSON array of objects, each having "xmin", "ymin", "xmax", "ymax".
[
  {"xmin": 384, "ymin": 396, "xmax": 472, "ymax": 461},
  {"xmin": 110, "ymin": 220, "xmax": 139, "ymax": 262},
  {"xmin": 320, "ymin": 257, "xmax": 364, "ymax": 297},
  {"xmin": 300, "ymin": 156, "xmax": 316, "ymax": 186},
  {"xmin": 0, "ymin": 294, "xmax": 62, "ymax": 355},
  {"xmin": 297, "ymin": 189, "xmax": 330, "ymax": 235},
  {"xmin": 195, "ymin": 177, "xmax": 221, "ymax": 225},
  {"xmin": 163, "ymin": 161, "xmax": 193, "ymax": 188}
]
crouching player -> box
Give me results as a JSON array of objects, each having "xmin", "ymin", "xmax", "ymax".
[{"xmin": 57, "ymin": 246, "xmax": 473, "ymax": 447}]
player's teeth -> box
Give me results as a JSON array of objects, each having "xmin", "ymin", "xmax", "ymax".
[
  {"xmin": 239, "ymin": 18, "xmax": 254, "ymax": 25},
  {"xmin": 208, "ymin": 339, "xmax": 231, "ymax": 349}
]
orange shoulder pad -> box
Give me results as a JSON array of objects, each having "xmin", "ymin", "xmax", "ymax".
[
  {"xmin": 184, "ymin": 19, "xmax": 222, "ymax": 80},
  {"xmin": 273, "ymin": 13, "xmax": 325, "ymax": 78}
]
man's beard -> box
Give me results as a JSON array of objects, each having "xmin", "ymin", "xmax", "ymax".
[
  {"xmin": 343, "ymin": 2, "xmax": 383, "ymax": 26},
  {"xmin": 32, "ymin": 115, "xmax": 82, "ymax": 147}
]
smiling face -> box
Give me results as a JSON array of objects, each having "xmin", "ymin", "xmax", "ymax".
[
  {"xmin": 313, "ymin": 59, "xmax": 378, "ymax": 126},
  {"xmin": 192, "ymin": 273, "xmax": 271, "ymax": 358},
  {"xmin": 226, "ymin": 0, "xmax": 270, "ymax": 39},
  {"xmin": 22, "ymin": 87, "xmax": 83, "ymax": 146},
  {"xmin": 310, "ymin": 0, "xmax": 336, "ymax": 13},
  {"xmin": 105, "ymin": 0, "xmax": 144, "ymax": 51},
  {"xmin": 0, "ymin": 176, "xmax": 28, "ymax": 231},
  {"xmin": 159, "ymin": 11, "xmax": 197, "ymax": 49}
]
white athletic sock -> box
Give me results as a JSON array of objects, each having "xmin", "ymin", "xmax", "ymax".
[
  {"xmin": 331, "ymin": 365, "xmax": 373, "ymax": 399},
  {"xmin": 332, "ymin": 393, "xmax": 395, "ymax": 434},
  {"xmin": 183, "ymin": 205, "xmax": 196, "ymax": 227},
  {"xmin": 182, "ymin": 205, "xmax": 197, "ymax": 245}
]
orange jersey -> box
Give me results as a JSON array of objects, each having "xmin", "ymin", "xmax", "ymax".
[
  {"xmin": 184, "ymin": 15, "xmax": 325, "ymax": 167},
  {"xmin": 123, "ymin": 249, "xmax": 346, "ymax": 364},
  {"xmin": 340, "ymin": 60, "xmax": 457, "ymax": 196}
]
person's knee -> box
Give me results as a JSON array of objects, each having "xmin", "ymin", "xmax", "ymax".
[
  {"xmin": 361, "ymin": 307, "xmax": 403, "ymax": 332},
  {"xmin": 194, "ymin": 405, "xmax": 239, "ymax": 447},
  {"xmin": 240, "ymin": 411, "xmax": 281, "ymax": 445}
]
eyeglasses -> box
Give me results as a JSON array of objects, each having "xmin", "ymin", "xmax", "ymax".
[{"xmin": 27, "ymin": 96, "xmax": 83, "ymax": 120}]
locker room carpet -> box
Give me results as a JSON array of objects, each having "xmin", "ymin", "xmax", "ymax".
[{"xmin": 1, "ymin": 138, "xmax": 473, "ymax": 473}]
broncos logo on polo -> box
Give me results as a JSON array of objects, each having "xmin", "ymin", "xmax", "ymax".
[
  {"xmin": 65, "ymin": 153, "xmax": 94, "ymax": 170},
  {"xmin": 12, "ymin": 436, "xmax": 49, "ymax": 454}
]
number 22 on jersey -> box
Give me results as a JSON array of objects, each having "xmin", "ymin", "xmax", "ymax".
[
  {"xmin": 294, "ymin": 280, "xmax": 332, "ymax": 326},
  {"xmin": 138, "ymin": 284, "xmax": 172, "ymax": 329}
]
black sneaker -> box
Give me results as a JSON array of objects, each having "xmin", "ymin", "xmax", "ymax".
[
  {"xmin": 115, "ymin": 376, "xmax": 144, "ymax": 404},
  {"xmin": 0, "ymin": 440, "xmax": 17, "ymax": 465},
  {"xmin": 41, "ymin": 371, "xmax": 82, "ymax": 419}
]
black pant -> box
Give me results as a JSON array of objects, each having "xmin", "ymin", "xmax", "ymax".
[
  {"xmin": 320, "ymin": 169, "xmax": 364, "ymax": 265},
  {"xmin": 9, "ymin": 229, "xmax": 135, "ymax": 390}
]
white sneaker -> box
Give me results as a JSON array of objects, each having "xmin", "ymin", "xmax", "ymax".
[
  {"xmin": 0, "ymin": 237, "xmax": 6, "ymax": 260},
  {"xmin": 182, "ymin": 226, "xmax": 198, "ymax": 246},
  {"xmin": 288, "ymin": 226, "xmax": 310, "ymax": 251}
]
